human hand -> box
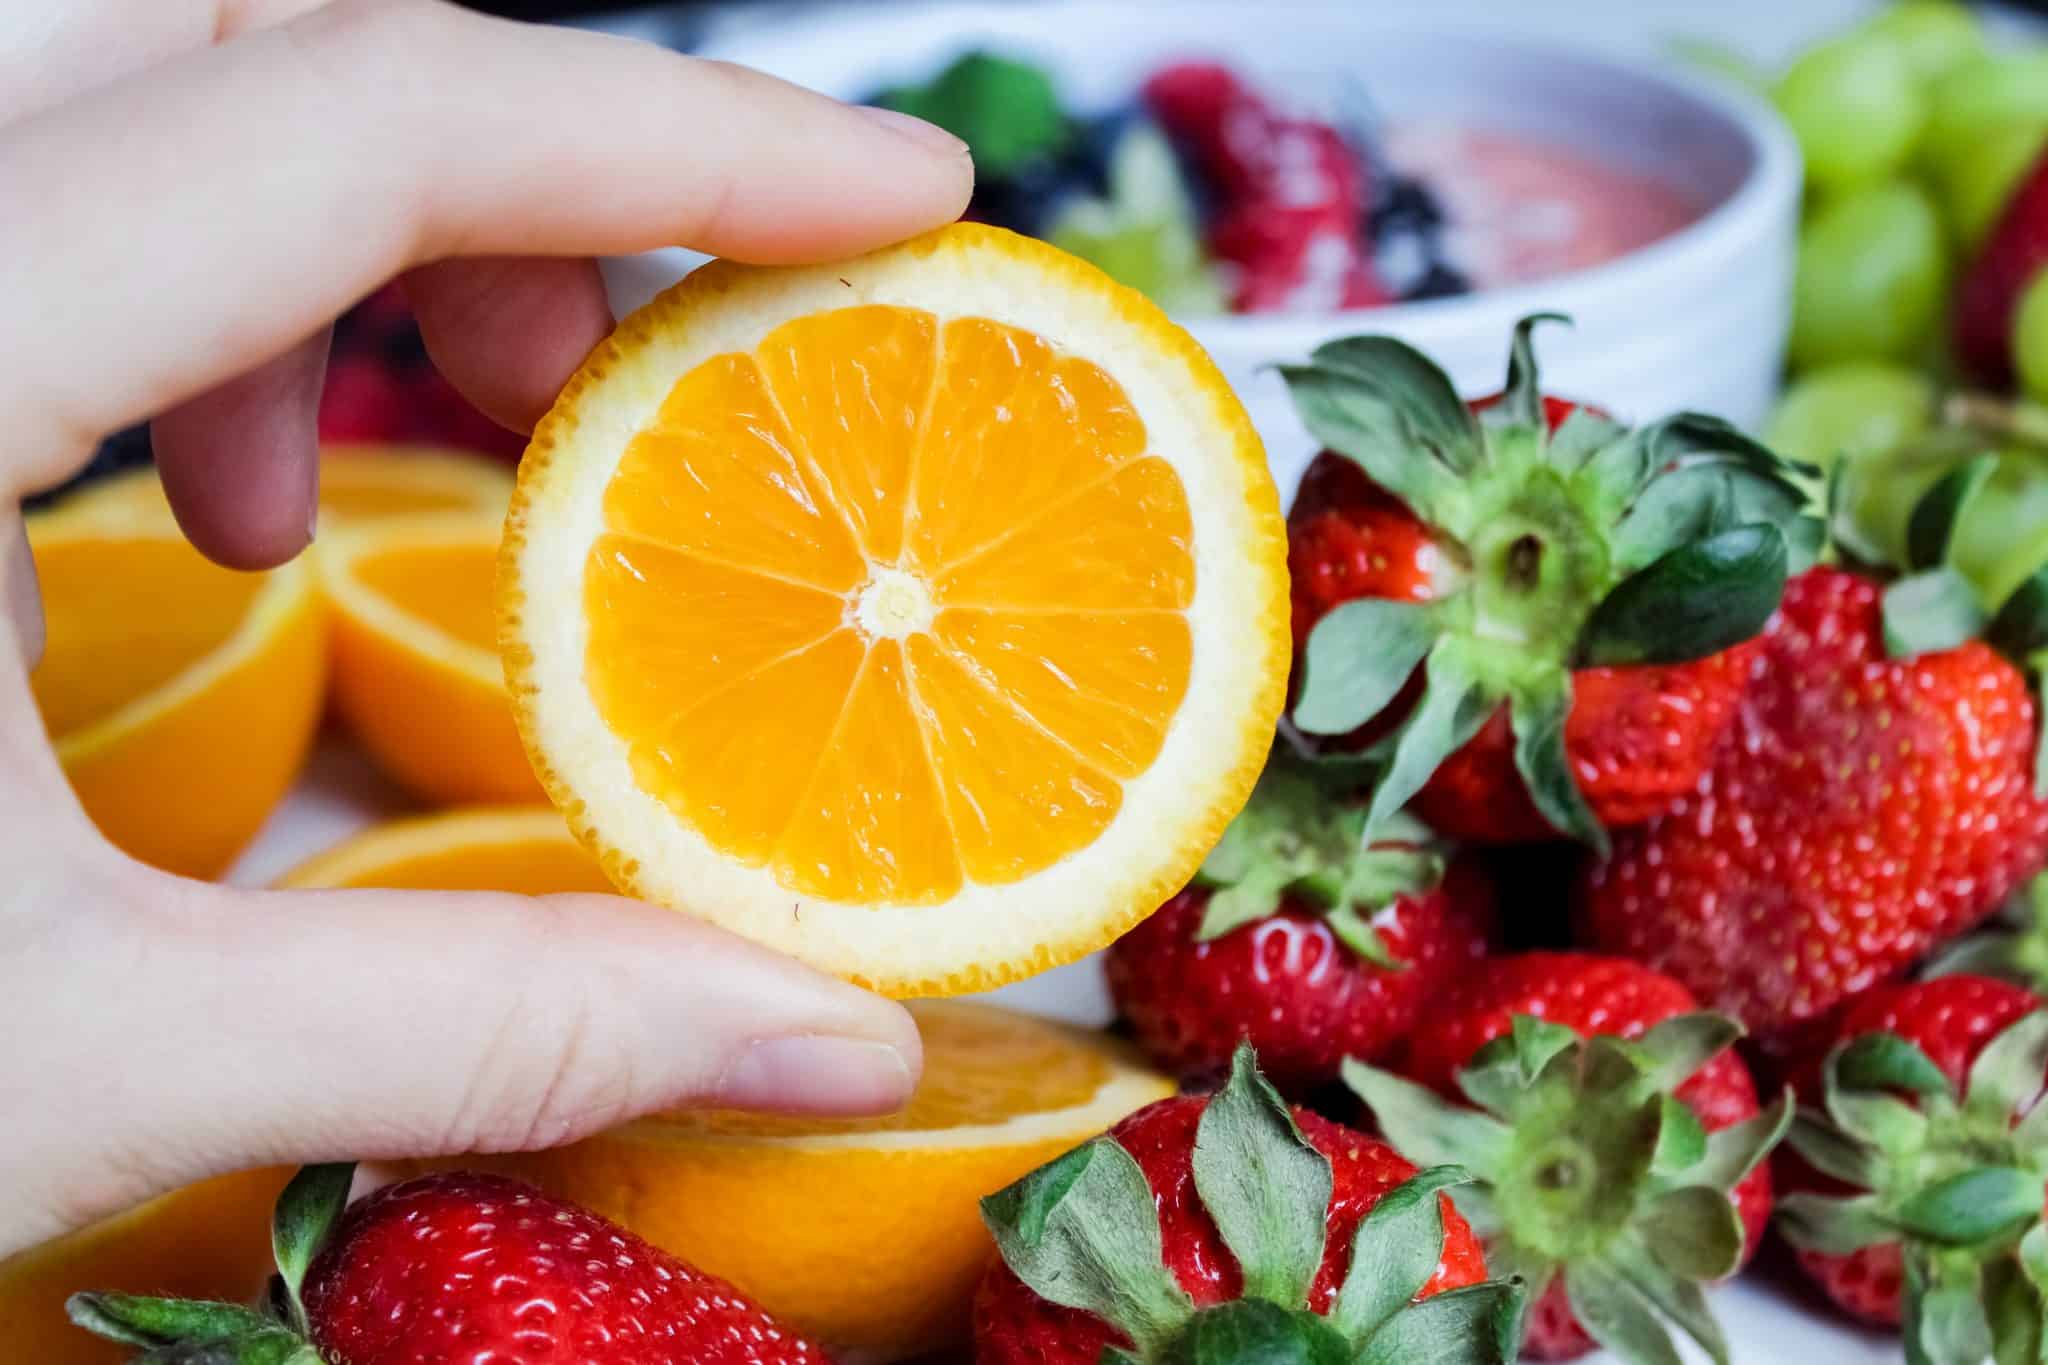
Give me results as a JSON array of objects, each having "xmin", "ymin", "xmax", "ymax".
[{"xmin": 0, "ymin": 0, "xmax": 972, "ymax": 1258}]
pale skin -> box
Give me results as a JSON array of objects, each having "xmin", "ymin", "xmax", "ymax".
[{"xmin": 0, "ymin": 0, "xmax": 974, "ymax": 1258}]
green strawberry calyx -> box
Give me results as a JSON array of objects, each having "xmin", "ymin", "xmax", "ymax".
[
  {"xmin": 980, "ymin": 1043, "xmax": 1528, "ymax": 1365},
  {"xmin": 1282, "ymin": 315, "xmax": 1818, "ymax": 853},
  {"xmin": 66, "ymin": 1163, "xmax": 354, "ymax": 1364},
  {"xmin": 1778, "ymin": 1010, "xmax": 2048, "ymax": 1365},
  {"xmin": 1880, "ymin": 454, "xmax": 2048, "ymax": 795},
  {"xmin": 1192, "ymin": 752, "xmax": 1446, "ymax": 970},
  {"xmin": 1345, "ymin": 1013, "xmax": 1792, "ymax": 1365}
]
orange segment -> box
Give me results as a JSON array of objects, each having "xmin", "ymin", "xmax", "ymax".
[
  {"xmin": 320, "ymin": 514, "xmax": 539, "ymax": 805},
  {"xmin": 906, "ymin": 636, "xmax": 1121, "ymax": 885},
  {"xmin": 904, "ymin": 316, "xmax": 1148, "ymax": 575},
  {"xmin": 277, "ymin": 807, "xmax": 612, "ymax": 896},
  {"xmin": 584, "ymin": 535, "xmax": 846, "ymax": 740},
  {"xmin": 757, "ymin": 304, "xmax": 937, "ymax": 563},
  {"xmin": 407, "ymin": 1001, "xmax": 1175, "ymax": 1360},
  {"xmin": 933, "ymin": 608, "xmax": 1191, "ymax": 779},
  {"xmin": 28, "ymin": 522, "xmax": 325, "ymax": 879},
  {"xmin": 773, "ymin": 640, "xmax": 962, "ymax": 904},
  {"xmin": 635, "ymin": 630, "xmax": 865, "ymax": 865},
  {"xmin": 604, "ymin": 353, "xmax": 866, "ymax": 590},
  {"xmin": 502, "ymin": 223, "xmax": 1290, "ymax": 994},
  {"xmin": 937, "ymin": 455, "xmax": 1195, "ymax": 609}
]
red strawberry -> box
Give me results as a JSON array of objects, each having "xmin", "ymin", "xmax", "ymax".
[
  {"xmin": 1281, "ymin": 318, "xmax": 1812, "ymax": 850},
  {"xmin": 1106, "ymin": 873, "xmax": 1494, "ymax": 1095},
  {"xmin": 1579, "ymin": 563, "xmax": 2048, "ymax": 1046},
  {"xmin": 1955, "ymin": 147, "xmax": 2048, "ymax": 388},
  {"xmin": 1776, "ymin": 975, "xmax": 2048, "ymax": 1362},
  {"xmin": 1142, "ymin": 61, "xmax": 1386, "ymax": 314},
  {"xmin": 69, "ymin": 1165, "xmax": 830, "ymax": 1364},
  {"xmin": 974, "ymin": 1045, "xmax": 1521, "ymax": 1365},
  {"xmin": 1348, "ymin": 952, "xmax": 1790, "ymax": 1364}
]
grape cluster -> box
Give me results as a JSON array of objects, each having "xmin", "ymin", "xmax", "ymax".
[{"xmin": 1755, "ymin": 0, "xmax": 2048, "ymax": 599}]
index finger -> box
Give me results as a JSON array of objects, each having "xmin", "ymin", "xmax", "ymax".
[{"xmin": 0, "ymin": 0, "xmax": 971, "ymax": 494}]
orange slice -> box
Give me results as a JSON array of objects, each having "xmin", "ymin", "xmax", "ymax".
[
  {"xmin": 320, "ymin": 512, "xmax": 541, "ymax": 805},
  {"xmin": 52, "ymin": 444, "xmax": 513, "ymax": 530},
  {"xmin": 420, "ymin": 1000, "xmax": 1173, "ymax": 1358},
  {"xmin": 278, "ymin": 806, "xmax": 610, "ymax": 894},
  {"xmin": 27, "ymin": 516, "xmax": 325, "ymax": 878},
  {"xmin": 501, "ymin": 223, "xmax": 1288, "ymax": 995},
  {"xmin": 0, "ymin": 1169, "xmax": 292, "ymax": 1365}
]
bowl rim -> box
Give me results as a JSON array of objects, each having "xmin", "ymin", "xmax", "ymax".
[{"xmin": 693, "ymin": 0, "xmax": 1805, "ymax": 339}]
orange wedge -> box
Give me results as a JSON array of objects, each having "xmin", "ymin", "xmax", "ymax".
[
  {"xmin": 321, "ymin": 513, "xmax": 541, "ymax": 805},
  {"xmin": 424, "ymin": 1000, "xmax": 1173, "ymax": 1359},
  {"xmin": 0, "ymin": 1169, "xmax": 293, "ymax": 1365},
  {"xmin": 278, "ymin": 806, "xmax": 610, "ymax": 894},
  {"xmin": 501, "ymin": 222, "xmax": 1288, "ymax": 995},
  {"xmin": 58, "ymin": 444, "xmax": 512, "ymax": 529},
  {"xmin": 28, "ymin": 515, "xmax": 326, "ymax": 878}
]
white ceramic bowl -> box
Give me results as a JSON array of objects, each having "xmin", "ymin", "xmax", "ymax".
[{"xmin": 602, "ymin": 0, "xmax": 1802, "ymax": 498}]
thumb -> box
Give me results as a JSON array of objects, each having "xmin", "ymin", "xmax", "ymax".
[{"xmin": 21, "ymin": 873, "xmax": 921, "ymax": 1244}]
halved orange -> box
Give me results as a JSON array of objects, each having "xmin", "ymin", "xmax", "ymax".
[
  {"xmin": 0, "ymin": 1169, "xmax": 292, "ymax": 1365},
  {"xmin": 55, "ymin": 444, "xmax": 513, "ymax": 530},
  {"xmin": 423, "ymin": 1000, "xmax": 1174, "ymax": 1359},
  {"xmin": 501, "ymin": 223, "xmax": 1288, "ymax": 995},
  {"xmin": 278, "ymin": 806, "xmax": 610, "ymax": 894},
  {"xmin": 320, "ymin": 513, "xmax": 541, "ymax": 805},
  {"xmin": 28, "ymin": 515, "xmax": 326, "ymax": 878}
]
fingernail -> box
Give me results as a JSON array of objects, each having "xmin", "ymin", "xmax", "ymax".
[
  {"xmin": 716, "ymin": 1036, "xmax": 914, "ymax": 1114},
  {"xmin": 856, "ymin": 104, "xmax": 969, "ymax": 158}
]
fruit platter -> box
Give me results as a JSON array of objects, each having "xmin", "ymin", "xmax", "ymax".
[{"xmin": 17, "ymin": 2, "xmax": 2048, "ymax": 1365}]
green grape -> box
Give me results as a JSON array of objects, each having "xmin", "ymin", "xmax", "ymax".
[
  {"xmin": 1765, "ymin": 362, "xmax": 1933, "ymax": 470},
  {"xmin": 1954, "ymin": 449, "xmax": 2048, "ymax": 607},
  {"xmin": 1931, "ymin": 119, "xmax": 2048, "ymax": 253},
  {"xmin": 1861, "ymin": 0, "xmax": 1987, "ymax": 86},
  {"xmin": 1777, "ymin": 34, "xmax": 1926, "ymax": 196},
  {"xmin": 1790, "ymin": 183, "xmax": 1949, "ymax": 370},
  {"xmin": 1919, "ymin": 50, "xmax": 2048, "ymax": 176},
  {"xmin": 2018, "ymin": 270, "xmax": 2048, "ymax": 405}
]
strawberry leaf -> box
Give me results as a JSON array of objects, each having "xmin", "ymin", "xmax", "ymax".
[
  {"xmin": 1493, "ymin": 313, "xmax": 1570, "ymax": 431},
  {"xmin": 1577, "ymin": 524, "xmax": 1787, "ymax": 668},
  {"xmin": 1507, "ymin": 675, "xmax": 1606, "ymax": 854},
  {"xmin": 1691, "ymin": 1091, "xmax": 1794, "ymax": 1192},
  {"xmin": 1908, "ymin": 1249, "xmax": 1994, "ymax": 1365},
  {"xmin": 1563, "ymin": 1259, "xmax": 1685, "ymax": 1365},
  {"xmin": 1649, "ymin": 1098, "xmax": 1709, "ymax": 1179},
  {"xmin": 1155, "ymin": 1298, "xmax": 1354, "ymax": 1365},
  {"xmin": 1884, "ymin": 568, "xmax": 1991, "ymax": 659},
  {"xmin": 1546, "ymin": 407, "xmax": 1630, "ymax": 474},
  {"xmin": 1894, "ymin": 1168, "xmax": 2048, "ymax": 1246},
  {"xmin": 1639, "ymin": 1185, "xmax": 1744, "ymax": 1281},
  {"xmin": 1294, "ymin": 599, "xmax": 1439, "ymax": 737},
  {"xmin": 271, "ymin": 1164, "xmax": 352, "ymax": 1335},
  {"xmin": 1305, "ymin": 335, "xmax": 1483, "ymax": 477},
  {"xmin": 1964, "ymin": 1011, "xmax": 2048, "ymax": 1128},
  {"xmin": 1835, "ymin": 1031, "xmax": 1957, "ymax": 1104},
  {"xmin": 1353, "ymin": 1279, "xmax": 1526, "ymax": 1365},
  {"xmin": 1192, "ymin": 1044, "xmax": 1332, "ymax": 1310},
  {"xmin": 1907, "ymin": 454, "xmax": 1998, "ymax": 573},
  {"xmin": 136, "ymin": 1332, "xmax": 321, "ymax": 1365},
  {"xmin": 1363, "ymin": 641, "xmax": 1500, "ymax": 841},
  {"xmin": 1611, "ymin": 1243, "xmax": 1730, "ymax": 1365},
  {"xmin": 1342, "ymin": 1058, "xmax": 1514, "ymax": 1175},
  {"xmin": 1277, "ymin": 358, "xmax": 1471, "ymax": 525},
  {"xmin": 981, "ymin": 1136, "xmax": 1192, "ymax": 1352},
  {"xmin": 1332, "ymin": 1165, "xmax": 1473, "ymax": 1342},
  {"xmin": 65, "ymin": 1294, "xmax": 275, "ymax": 1348},
  {"xmin": 1777, "ymin": 1192, "xmax": 1895, "ymax": 1256},
  {"xmin": 1634, "ymin": 1014, "xmax": 1744, "ymax": 1095}
]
